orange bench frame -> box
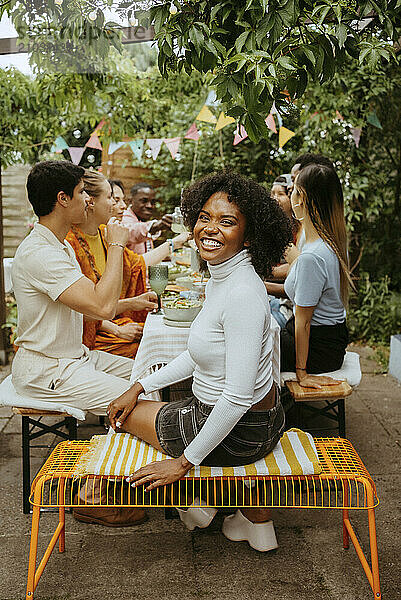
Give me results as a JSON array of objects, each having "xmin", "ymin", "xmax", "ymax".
[{"xmin": 25, "ymin": 437, "xmax": 381, "ymax": 599}]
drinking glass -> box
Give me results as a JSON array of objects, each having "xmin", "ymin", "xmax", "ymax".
[{"xmin": 148, "ymin": 264, "xmax": 169, "ymax": 314}]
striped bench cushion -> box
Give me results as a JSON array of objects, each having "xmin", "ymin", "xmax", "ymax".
[{"xmin": 74, "ymin": 428, "xmax": 322, "ymax": 478}]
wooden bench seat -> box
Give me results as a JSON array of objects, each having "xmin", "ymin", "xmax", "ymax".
[
  {"xmin": 285, "ymin": 381, "xmax": 352, "ymax": 437},
  {"xmin": 12, "ymin": 407, "xmax": 77, "ymax": 514},
  {"xmin": 282, "ymin": 352, "xmax": 362, "ymax": 437}
]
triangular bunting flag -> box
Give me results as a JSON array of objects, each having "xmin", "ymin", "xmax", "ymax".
[
  {"xmin": 205, "ymin": 90, "xmax": 219, "ymax": 107},
  {"xmin": 108, "ymin": 141, "xmax": 125, "ymax": 155},
  {"xmin": 68, "ymin": 147, "xmax": 85, "ymax": 165},
  {"xmin": 265, "ymin": 114, "xmax": 277, "ymax": 134},
  {"xmin": 128, "ymin": 140, "xmax": 144, "ymax": 161},
  {"xmin": 147, "ymin": 139, "xmax": 163, "ymax": 160},
  {"xmin": 95, "ymin": 119, "xmax": 106, "ymax": 131},
  {"xmin": 270, "ymin": 103, "xmax": 283, "ymax": 127},
  {"xmin": 184, "ymin": 122, "xmax": 200, "ymax": 141},
  {"xmin": 233, "ymin": 125, "xmax": 248, "ymax": 146},
  {"xmin": 196, "ymin": 105, "xmax": 217, "ymax": 123},
  {"xmin": 278, "ymin": 126, "xmax": 295, "ymax": 148},
  {"xmin": 51, "ymin": 136, "xmax": 69, "ymax": 153},
  {"xmin": 350, "ymin": 127, "xmax": 362, "ymax": 148},
  {"xmin": 215, "ymin": 112, "xmax": 235, "ymax": 131},
  {"xmin": 86, "ymin": 133, "xmax": 102, "ymax": 150},
  {"xmin": 164, "ymin": 137, "xmax": 181, "ymax": 159},
  {"xmin": 335, "ymin": 110, "xmax": 344, "ymax": 120},
  {"xmin": 367, "ymin": 112, "xmax": 382, "ymax": 129}
]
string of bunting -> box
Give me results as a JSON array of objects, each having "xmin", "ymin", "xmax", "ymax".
[{"xmin": 50, "ymin": 101, "xmax": 382, "ymax": 165}]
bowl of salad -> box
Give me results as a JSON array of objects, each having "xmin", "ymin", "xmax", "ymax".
[
  {"xmin": 168, "ymin": 264, "xmax": 192, "ymax": 281},
  {"xmin": 175, "ymin": 271, "xmax": 210, "ymax": 290},
  {"xmin": 162, "ymin": 297, "xmax": 202, "ymax": 322}
]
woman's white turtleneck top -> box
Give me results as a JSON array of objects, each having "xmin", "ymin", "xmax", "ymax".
[{"xmin": 139, "ymin": 249, "xmax": 274, "ymax": 466}]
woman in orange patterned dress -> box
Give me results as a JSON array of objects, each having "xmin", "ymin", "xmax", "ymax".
[{"xmin": 67, "ymin": 172, "xmax": 189, "ymax": 358}]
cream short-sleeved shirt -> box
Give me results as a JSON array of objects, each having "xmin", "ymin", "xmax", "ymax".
[{"xmin": 12, "ymin": 222, "xmax": 85, "ymax": 359}]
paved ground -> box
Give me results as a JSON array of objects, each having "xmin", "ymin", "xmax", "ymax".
[{"xmin": 0, "ymin": 344, "xmax": 400, "ymax": 600}]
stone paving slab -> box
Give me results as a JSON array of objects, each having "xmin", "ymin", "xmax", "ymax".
[{"xmin": 1, "ymin": 346, "xmax": 400, "ymax": 600}]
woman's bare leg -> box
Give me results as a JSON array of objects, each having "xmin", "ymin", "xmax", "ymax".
[
  {"xmin": 117, "ymin": 400, "xmax": 167, "ymax": 452},
  {"xmin": 241, "ymin": 508, "xmax": 272, "ymax": 522},
  {"xmin": 117, "ymin": 402, "xmax": 272, "ymax": 520}
]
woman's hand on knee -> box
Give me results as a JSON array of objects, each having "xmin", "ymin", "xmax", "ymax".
[
  {"xmin": 107, "ymin": 382, "xmax": 144, "ymax": 429},
  {"xmin": 126, "ymin": 455, "xmax": 193, "ymax": 491}
]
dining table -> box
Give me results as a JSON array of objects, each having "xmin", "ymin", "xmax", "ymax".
[{"xmin": 130, "ymin": 313, "xmax": 281, "ymax": 402}]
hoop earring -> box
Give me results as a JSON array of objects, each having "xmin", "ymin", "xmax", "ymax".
[{"xmin": 291, "ymin": 202, "xmax": 305, "ymax": 222}]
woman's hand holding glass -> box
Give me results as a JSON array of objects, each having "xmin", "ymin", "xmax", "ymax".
[
  {"xmin": 105, "ymin": 217, "xmax": 129, "ymax": 247},
  {"xmin": 129, "ymin": 291, "xmax": 158, "ymax": 312}
]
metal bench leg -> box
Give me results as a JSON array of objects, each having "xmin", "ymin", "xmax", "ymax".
[
  {"xmin": 22, "ymin": 416, "xmax": 31, "ymax": 515},
  {"xmin": 342, "ymin": 479, "xmax": 350, "ymax": 549},
  {"xmin": 295, "ymin": 401, "xmax": 303, "ymax": 430},
  {"xmin": 161, "ymin": 386, "xmax": 170, "ymax": 403},
  {"xmin": 66, "ymin": 417, "xmax": 77, "ymax": 440},
  {"xmin": 367, "ymin": 487, "xmax": 381, "ymax": 599},
  {"xmin": 26, "ymin": 502, "xmax": 41, "ymax": 599},
  {"xmin": 338, "ymin": 399, "xmax": 346, "ymax": 437}
]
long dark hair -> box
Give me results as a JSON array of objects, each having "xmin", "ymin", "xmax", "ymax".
[{"xmin": 295, "ymin": 164, "xmax": 353, "ymax": 306}]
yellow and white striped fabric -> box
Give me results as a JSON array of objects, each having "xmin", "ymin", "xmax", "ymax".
[{"xmin": 73, "ymin": 429, "xmax": 322, "ymax": 478}]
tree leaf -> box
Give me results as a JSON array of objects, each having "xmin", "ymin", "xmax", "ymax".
[
  {"xmin": 277, "ymin": 55, "xmax": 297, "ymax": 70},
  {"xmin": 336, "ymin": 23, "xmax": 348, "ymax": 48},
  {"xmin": 302, "ymin": 46, "xmax": 316, "ymax": 66},
  {"xmin": 235, "ymin": 30, "xmax": 250, "ymax": 53}
]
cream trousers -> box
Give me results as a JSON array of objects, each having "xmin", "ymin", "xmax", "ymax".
[{"xmin": 12, "ymin": 347, "xmax": 132, "ymax": 415}]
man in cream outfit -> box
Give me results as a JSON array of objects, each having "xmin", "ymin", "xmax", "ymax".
[{"xmin": 11, "ymin": 160, "xmax": 146, "ymax": 527}]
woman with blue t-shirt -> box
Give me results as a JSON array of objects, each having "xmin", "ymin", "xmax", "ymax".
[{"xmin": 280, "ymin": 164, "xmax": 353, "ymax": 389}]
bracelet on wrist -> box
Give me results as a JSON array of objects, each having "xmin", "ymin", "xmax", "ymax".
[
  {"xmin": 296, "ymin": 367, "xmax": 307, "ymax": 371},
  {"xmin": 109, "ymin": 242, "xmax": 125, "ymax": 249}
]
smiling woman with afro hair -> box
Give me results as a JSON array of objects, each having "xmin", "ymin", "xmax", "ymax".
[
  {"xmin": 181, "ymin": 170, "xmax": 293, "ymax": 278},
  {"xmin": 107, "ymin": 170, "xmax": 293, "ymax": 552}
]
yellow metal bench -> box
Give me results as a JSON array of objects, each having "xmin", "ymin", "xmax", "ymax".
[{"xmin": 25, "ymin": 437, "xmax": 381, "ymax": 600}]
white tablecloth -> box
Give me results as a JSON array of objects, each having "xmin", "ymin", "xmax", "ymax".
[{"xmin": 131, "ymin": 314, "xmax": 281, "ymax": 401}]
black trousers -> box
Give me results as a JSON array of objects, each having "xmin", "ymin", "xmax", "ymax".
[{"xmin": 280, "ymin": 316, "xmax": 348, "ymax": 374}]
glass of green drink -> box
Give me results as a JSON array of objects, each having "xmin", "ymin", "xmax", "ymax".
[{"xmin": 148, "ymin": 264, "xmax": 169, "ymax": 314}]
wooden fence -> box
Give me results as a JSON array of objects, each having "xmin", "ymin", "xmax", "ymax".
[{"xmin": 2, "ymin": 165, "xmax": 34, "ymax": 258}]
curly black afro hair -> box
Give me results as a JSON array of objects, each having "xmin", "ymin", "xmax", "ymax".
[{"xmin": 181, "ymin": 170, "xmax": 293, "ymax": 279}]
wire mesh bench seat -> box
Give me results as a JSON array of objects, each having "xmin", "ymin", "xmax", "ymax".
[{"xmin": 26, "ymin": 437, "xmax": 381, "ymax": 600}]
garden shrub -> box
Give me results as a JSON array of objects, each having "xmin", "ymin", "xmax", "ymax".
[{"xmin": 348, "ymin": 273, "xmax": 401, "ymax": 345}]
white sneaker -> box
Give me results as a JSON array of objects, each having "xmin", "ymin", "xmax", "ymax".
[
  {"xmin": 222, "ymin": 510, "xmax": 278, "ymax": 552},
  {"xmin": 176, "ymin": 497, "xmax": 218, "ymax": 531}
]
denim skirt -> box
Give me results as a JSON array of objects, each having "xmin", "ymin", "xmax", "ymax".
[{"xmin": 155, "ymin": 392, "xmax": 285, "ymax": 467}]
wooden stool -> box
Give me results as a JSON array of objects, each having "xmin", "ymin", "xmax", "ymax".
[
  {"xmin": 282, "ymin": 352, "xmax": 362, "ymax": 437},
  {"xmin": 25, "ymin": 437, "xmax": 381, "ymax": 599},
  {"xmin": 12, "ymin": 408, "xmax": 77, "ymax": 514},
  {"xmin": 285, "ymin": 381, "xmax": 353, "ymax": 437}
]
